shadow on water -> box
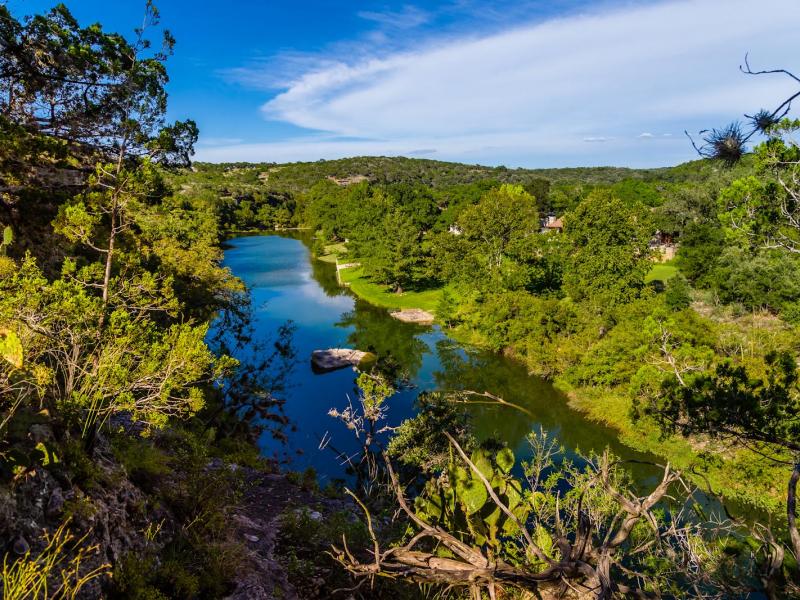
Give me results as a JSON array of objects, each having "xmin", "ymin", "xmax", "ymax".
[{"xmin": 220, "ymin": 233, "xmax": 751, "ymax": 521}]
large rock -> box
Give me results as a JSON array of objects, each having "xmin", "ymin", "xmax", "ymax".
[
  {"xmin": 389, "ymin": 308, "xmax": 435, "ymax": 325},
  {"xmin": 310, "ymin": 348, "xmax": 375, "ymax": 373}
]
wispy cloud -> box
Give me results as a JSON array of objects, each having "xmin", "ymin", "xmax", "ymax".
[
  {"xmin": 205, "ymin": 0, "xmax": 800, "ymax": 167},
  {"xmin": 407, "ymin": 148, "xmax": 438, "ymax": 155},
  {"xmin": 357, "ymin": 5, "xmax": 430, "ymax": 29}
]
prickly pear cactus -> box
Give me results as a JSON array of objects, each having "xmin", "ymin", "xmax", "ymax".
[{"xmin": 414, "ymin": 446, "xmax": 534, "ymax": 555}]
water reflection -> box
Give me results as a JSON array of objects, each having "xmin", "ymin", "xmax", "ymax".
[
  {"xmin": 222, "ymin": 234, "xmax": 658, "ymax": 488},
  {"xmin": 337, "ymin": 300, "xmax": 430, "ymax": 383}
]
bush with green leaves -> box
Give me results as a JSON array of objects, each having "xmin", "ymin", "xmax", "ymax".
[{"xmin": 414, "ymin": 445, "xmax": 532, "ymax": 556}]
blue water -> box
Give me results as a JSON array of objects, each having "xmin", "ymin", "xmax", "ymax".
[{"xmin": 219, "ymin": 234, "xmax": 668, "ymax": 490}]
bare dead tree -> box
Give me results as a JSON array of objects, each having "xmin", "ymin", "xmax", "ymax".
[
  {"xmin": 330, "ymin": 434, "xmax": 757, "ymax": 599},
  {"xmin": 686, "ymin": 55, "xmax": 800, "ymax": 163}
]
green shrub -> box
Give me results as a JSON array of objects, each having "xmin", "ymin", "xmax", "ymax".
[
  {"xmin": 111, "ymin": 436, "xmax": 170, "ymax": 491},
  {"xmin": 665, "ymin": 274, "xmax": 692, "ymax": 311}
]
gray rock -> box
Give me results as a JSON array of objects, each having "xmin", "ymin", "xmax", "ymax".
[
  {"xmin": 46, "ymin": 488, "xmax": 65, "ymax": 519},
  {"xmin": 390, "ymin": 308, "xmax": 435, "ymax": 325},
  {"xmin": 311, "ymin": 348, "xmax": 375, "ymax": 373},
  {"xmin": 243, "ymin": 533, "xmax": 259, "ymax": 543},
  {"xmin": 28, "ymin": 424, "xmax": 53, "ymax": 443}
]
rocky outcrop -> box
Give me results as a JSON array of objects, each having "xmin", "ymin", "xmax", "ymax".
[
  {"xmin": 389, "ymin": 308, "xmax": 435, "ymax": 325},
  {"xmin": 311, "ymin": 348, "xmax": 375, "ymax": 373},
  {"xmin": 0, "ymin": 446, "xmax": 153, "ymax": 598},
  {"xmin": 225, "ymin": 471, "xmax": 359, "ymax": 600}
]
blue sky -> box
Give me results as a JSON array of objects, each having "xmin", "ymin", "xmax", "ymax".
[{"xmin": 8, "ymin": 0, "xmax": 800, "ymax": 167}]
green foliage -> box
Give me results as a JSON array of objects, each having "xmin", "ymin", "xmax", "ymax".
[
  {"xmin": 112, "ymin": 436, "xmax": 170, "ymax": 488},
  {"xmin": 285, "ymin": 467, "xmax": 319, "ymax": 492},
  {"xmin": 610, "ymin": 178, "xmax": 664, "ymax": 207},
  {"xmin": 436, "ymin": 288, "xmax": 458, "ymax": 328},
  {"xmin": 277, "ymin": 507, "xmax": 379, "ymax": 598},
  {"xmin": 676, "ymin": 221, "xmax": 725, "ymax": 285},
  {"xmin": 1, "ymin": 226, "xmax": 12, "ymax": 254},
  {"xmin": 645, "ymin": 351, "xmax": 800, "ymax": 453},
  {"xmin": 665, "ymin": 274, "xmax": 692, "ymax": 311},
  {"xmin": 563, "ymin": 190, "xmax": 653, "ymax": 306},
  {"xmin": 712, "ymin": 247, "xmax": 800, "ymax": 312},
  {"xmin": 456, "ymin": 184, "xmax": 539, "ymax": 277},
  {"xmin": 414, "ymin": 445, "xmax": 532, "ymax": 554},
  {"xmin": 357, "ymin": 371, "xmax": 393, "ymax": 412},
  {"xmin": 0, "ymin": 2, "xmax": 191, "ymax": 160},
  {"xmin": 388, "ymin": 392, "xmax": 473, "ymax": 471},
  {"xmin": 0, "ymin": 328, "xmax": 23, "ymax": 369},
  {"xmin": 363, "ymin": 206, "xmax": 430, "ymax": 291},
  {"xmin": 110, "ymin": 429, "xmax": 250, "ymax": 600}
]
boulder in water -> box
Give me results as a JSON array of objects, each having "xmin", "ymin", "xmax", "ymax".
[
  {"xmin": 389, "ymin": 308, "xmax": 435, "ymax": 325},
  {"xmin": 311, "ymin": 348, "xmax": 375, "ymax": 373}
]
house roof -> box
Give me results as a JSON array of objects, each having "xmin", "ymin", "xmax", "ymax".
[{"xmin": 546, "ymin": 217, "xmax": 563, "ymax": 229}]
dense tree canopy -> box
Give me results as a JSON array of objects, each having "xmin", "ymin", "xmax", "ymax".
[{"xmin": 562, "ymin": 190, "xmax": 653, "ymax": 305}]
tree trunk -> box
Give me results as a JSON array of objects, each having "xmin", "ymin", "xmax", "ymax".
[
  {"xmin": 97, "ymin": 203, "xmax": 116, "ymax": 333},
  {"xmin": 788, "ymin": 461, "xmax": 800, "ymax": 563}
]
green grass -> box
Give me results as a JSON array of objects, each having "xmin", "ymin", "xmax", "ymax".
[
  {"xmin": 318, "ymin": 242, "xmax": 347, "ymax": 264},
  {"xmin": 645, "ymin": 261, "xmax": 678, "ymax": 283},
  {"xmin": 338, "ymin": 266, "xmax": 444, "ymax": 313},
  {"xmin": 556, "ymin": 378, "xmax": 783, "ymax": 516},
  {"xmin": 315, "ymin": 241, "xmax": 446, "ymax": 312}
]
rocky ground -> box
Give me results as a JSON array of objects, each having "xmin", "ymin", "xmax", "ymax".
[
  {"xmin": 225, "ymin": 469, "xmax": 356, "ymax": 599},
  {"xmin": 1, "ymin": 420, "xmax": 362, "ymax": 599}
]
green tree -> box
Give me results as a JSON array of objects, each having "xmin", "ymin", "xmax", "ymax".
[
  {"xmin": 366, "ymin": 208, "xmax": 429, "ymax": 293},
  {"xmin": 563, "ymin": 190, "xmax": 653, "ymax": 306},
  {"xmin": 0, "ymin": 2, "xmax": 227, "ymax": 447},
  {"xmin": 676, "ymin": 221, "xmax": 725, "ymax": 286},
  {"xmin": 457, "ymin": 184, "xmax": 539, "ymax": 272},
  {"xmin": 642, "ymin": 351, "xmax": 800, "ymax": 570},
  {"xmin": 0, "ymin": 2, "xmax": 196, "ymax": 165}
]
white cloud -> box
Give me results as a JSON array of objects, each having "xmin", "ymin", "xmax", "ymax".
[
  {"xmin": 638, "ymin": 132, "xmax": 654, "ymax": 139},
  {"xmin": 357, "ymin": 6, "xmax": 430, "ymax": 29},
  {"xmin": 208, "ymin": 0, "xmax": 800, "ymax": 166}
]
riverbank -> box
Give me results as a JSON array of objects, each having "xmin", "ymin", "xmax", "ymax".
[
  {"xmin": 314, "ymin": 242, "xmax": 784, "ymax": 515},
  {"xmin": 338, "ymin": 264, "xmax": 444, "ymax": 312}
]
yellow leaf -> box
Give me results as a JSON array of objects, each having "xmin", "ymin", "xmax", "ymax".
[{"xmin": 0, "ymin": 328, "xmax": 23, "ymax": 368}]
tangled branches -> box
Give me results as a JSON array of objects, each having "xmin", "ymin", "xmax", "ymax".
[
  {"xmin": 331, "ymin": 432, "xmax": 761, "ymax": 599},
  {"xmin": 687, "ymin": 55, "xmax": 800, "ymax": 163}
]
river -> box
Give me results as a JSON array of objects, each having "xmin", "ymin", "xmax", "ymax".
[{"xmin": 218, "ymin": 233, "xmax": 674, "ymax": 492}]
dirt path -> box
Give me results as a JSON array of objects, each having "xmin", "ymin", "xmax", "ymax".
[{"xmin": 225, "ymin": 470, "xmax": 355, "ymax": 600}]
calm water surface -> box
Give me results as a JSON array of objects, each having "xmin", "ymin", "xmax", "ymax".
[{"xmin": 220, "ymin": 234, "xmax": 667, "ymax": 490}]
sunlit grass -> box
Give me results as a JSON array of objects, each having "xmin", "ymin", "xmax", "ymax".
[
  {"xmin": 338, "ymin": 266, "xmax": 443, "ymax": 313},
  {"xmin": 318, "ymin": 242, "xmax": 348, "ymax": 263},
  {"xmin": 645, "ymin": 261, "xmax": 678, "ymax": 283}
]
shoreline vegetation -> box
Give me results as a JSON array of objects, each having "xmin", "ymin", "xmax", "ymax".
[{"xmin": 311, "ymin": 239, "xmax": 785, "ymax": 515}]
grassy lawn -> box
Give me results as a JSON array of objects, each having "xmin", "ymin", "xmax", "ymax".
[
  {"xmin": 645, "ymin": 261, "xmax": 678, "ymax": 284},
  {"xmin": 318, "ymin": 242, "xmax": 348, "ymax": 264},
  {"xmin": 338, "ymin": 266, "xmax": 444, "ymax": 313}
]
